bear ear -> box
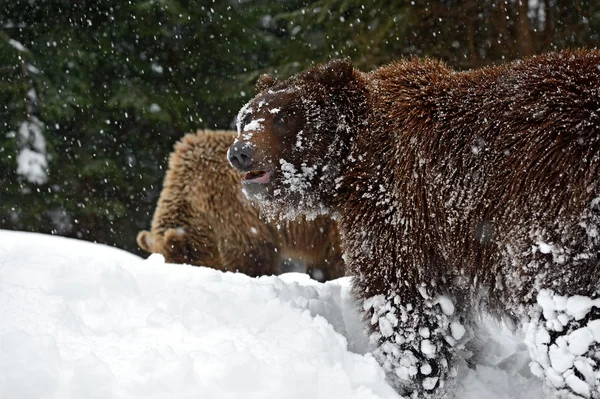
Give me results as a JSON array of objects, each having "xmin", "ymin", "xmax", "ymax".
[
  {"xmin": 137, "ymin": 230, "xmax": 154, "ymax": 252},
  {"xmin": 255, "ymin": 74, "xmax": 278, "ymax": 92},
  {"xmin": 162, "ymin": 227, "xmax": 196, "ymax": 264},
  {"xmin": 314, "ymin": 58, "xmax": 354, "ymax": 88}
]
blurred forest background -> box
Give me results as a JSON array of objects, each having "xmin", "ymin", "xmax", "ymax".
[{"xmin": 1, "ymin": 0, "xmax": 600, "ymax": 255}]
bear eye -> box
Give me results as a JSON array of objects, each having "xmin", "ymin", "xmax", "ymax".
[
  {"xmin": 273, "ymin": 108, "xmax": 299, "ymax": 138},
  {"xmin": 240, "ymin": 113, "xmax": 253, "ymax": 130}
]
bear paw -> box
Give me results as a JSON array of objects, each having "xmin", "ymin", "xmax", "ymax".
[
  {"xmin": 527, "ymin": 289, "xmax": 600, "ymax": 398},
  {"xmin": 374, "ymin": 346, "xmax": 453, "ymax": 399}
]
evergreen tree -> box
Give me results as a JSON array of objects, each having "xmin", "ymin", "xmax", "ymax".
[
  {"xmin": 0, "ymin": 0, "xmax": 283, "ymax": 252},
  {"xmin": 1, "ymin": 0, "xmax": 598, "ymax": 254}
]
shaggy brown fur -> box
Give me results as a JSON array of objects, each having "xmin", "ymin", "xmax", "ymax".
[
  {"xmin": 137, "ymin": 130, "xmax": 345, "ymax": 281},
  {"xmin": 228, "ymin": 50, "xmax": 600, "ymax": 398}
]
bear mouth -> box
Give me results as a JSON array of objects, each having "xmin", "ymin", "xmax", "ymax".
[{"xmin": 242, "ymin": 170, "xmax": 271, "ymax": 185}]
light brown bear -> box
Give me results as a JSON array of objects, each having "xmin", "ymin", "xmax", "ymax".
[
  {"xmin": 227, "ymin": 51, "xmax": 600, "ymax": 398},
  {"xmin": 137, "ymin": 129, "xmax": 345, "ymax": 281}
]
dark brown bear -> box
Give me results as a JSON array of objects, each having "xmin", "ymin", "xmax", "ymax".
[
  {"xmin": 137, "ymin": 129, "xmax": 345, "ymax": 281},
  {"xmin": 228, "ymin": 50, "xmax": 600, "ymax": 398}
]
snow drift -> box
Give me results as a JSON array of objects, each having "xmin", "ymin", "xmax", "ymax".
[{"xmin": 0, "ymin": 230, "xmax": 542, "ymax": 398}]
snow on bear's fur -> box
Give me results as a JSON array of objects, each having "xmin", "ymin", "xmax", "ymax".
[{"xmin": 227, "ymin": 50, "xmax": 600, "ymax": 398}]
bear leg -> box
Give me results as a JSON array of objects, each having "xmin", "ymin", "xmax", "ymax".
[{"xmin": 363, "ymin": 288, "xmax": 469, "ymax": 398}]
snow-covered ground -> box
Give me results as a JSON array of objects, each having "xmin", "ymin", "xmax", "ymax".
[{"xmin": 0, "ymin": 230, "xmax": 544, "ymax": 398}]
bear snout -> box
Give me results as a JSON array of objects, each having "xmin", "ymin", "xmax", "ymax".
[{"xmin": 228, "ymin": 141, "xmax": 255, "ymax": 172}]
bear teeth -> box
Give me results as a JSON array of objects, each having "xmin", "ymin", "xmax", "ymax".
[{"xmin": 245, "ymin": 170, "xmax": 266, "ymax": 180}]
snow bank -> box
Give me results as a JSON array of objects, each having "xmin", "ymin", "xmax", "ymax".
[{"xmin": 0, "ymin": 230, "xmax": 543, "ymax": 398}]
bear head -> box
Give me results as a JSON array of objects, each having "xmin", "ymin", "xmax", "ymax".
[{"xmin": 227, "ymin": 59, "xmax": 367, "ymax": 220}]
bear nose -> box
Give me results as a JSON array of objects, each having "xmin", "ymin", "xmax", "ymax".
[{"xmin": 228, "ymin": 141, "xmax": 255, "ymax": 171}]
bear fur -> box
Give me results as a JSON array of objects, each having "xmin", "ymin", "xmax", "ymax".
[
  {"xmin": 137, "ymin": 129, "xmax": 345, "ymax": 281},
  {"xmin": 227, "ymin": 50, "xmax": 600, "ymax": 398}
]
